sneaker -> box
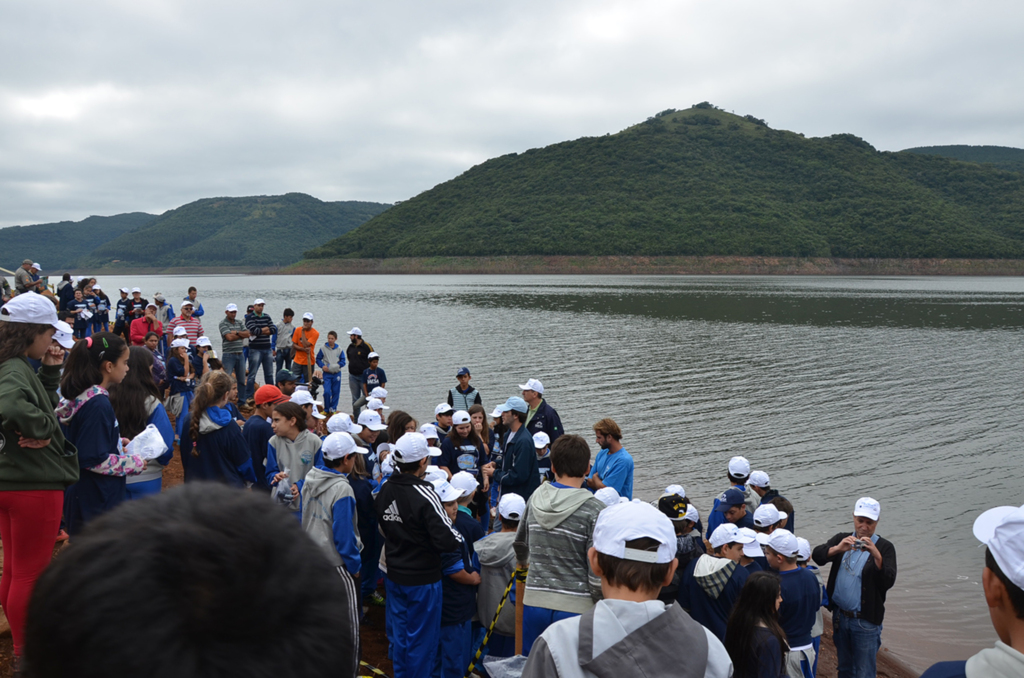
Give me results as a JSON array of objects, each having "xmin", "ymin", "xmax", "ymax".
[{"xmin": 367, "ymin": 591, "xmax": 385, "ymax": 607}]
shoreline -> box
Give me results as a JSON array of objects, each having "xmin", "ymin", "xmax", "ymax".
[{"xmin": 285, "ymin": 255, "xmax": 1024, "ymax": 276}]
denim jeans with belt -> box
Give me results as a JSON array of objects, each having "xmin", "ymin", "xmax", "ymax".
[
  {"xmin": 246, "ymin": 348, "xmax": 274, "ymax": 400},
  {"xmin": 221, "ymin": 352, "xmax": 245, "ymax": 401},
  {"xmin": 833, "ymin": 612, "xmax": 882, "ymax": 678}
]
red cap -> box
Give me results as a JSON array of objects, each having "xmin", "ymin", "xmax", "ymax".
[{"xmin": 254, "ymin": 385, "xmax": 289, "ymax": 406}]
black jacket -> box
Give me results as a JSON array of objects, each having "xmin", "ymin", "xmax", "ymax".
[
  {"xmin": 346, "ymin": 341, "xmax": 374, "ymax": 377},
  {"xmin": 374, "ymin": 472, "xmax": 463, "ymax": 586},
  {"xmin": 526, "ymin": 399, "xmax": 563, "ymax": 443},
  {"xmin": 812, "ymin": 532, "xmax": 897, "ymax": 626}
]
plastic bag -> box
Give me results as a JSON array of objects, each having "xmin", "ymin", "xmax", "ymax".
[
  {"xmin": 274, "ymin": 467, "xmax": 295, "ymax": 506},
  {"xmin": 483, "ymin": 654, "xmax": 527, "ymax": 678},
  {"xmin": 124, "ymin": 424, "xmax": 169, "ymax": 461}
]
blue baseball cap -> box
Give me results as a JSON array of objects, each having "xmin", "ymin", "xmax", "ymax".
[
  {"xmin": 456, "ymin": 367, "xmax": 471, "ymax": 377},
  {"xmin": 498, "ymin": 396, "xmax": 529, "ymax": 414},
  {"xmin": 715, "ymin": 488, "xmax": 746, "ymax": 512}
]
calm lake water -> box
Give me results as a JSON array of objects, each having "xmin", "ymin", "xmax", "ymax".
[{"xmin": 103, "ymin": 273, "xmax": 1024, "ymax": 670}]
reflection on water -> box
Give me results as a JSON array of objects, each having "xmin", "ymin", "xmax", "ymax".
[{"xmin": 102, "ymin": 274, "xmax": 1023, "ymax": 670}]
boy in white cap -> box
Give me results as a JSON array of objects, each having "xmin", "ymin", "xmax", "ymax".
[
  {"xmin": 764, "ymin": 529, "xmax": 820, "ymax": 677},
  {"xmin": 812, "ymin": 497, "xmax": 897, "ymax": 678},
  {"xmin": 678, "ymin": 523, "xmax": 753, "ymax": 641},
  {"xmin": 295, "ymin": 431, "xmax": 365, "ymax": 678},
  {"xmin": 655, "ymin": 494, "xmax": 704, "ymax": 603},
  {"xmin": 520, "ymin": 501, "xmax": 732, "ymax": 678},
  {"xmin": 374, "ymin": 433, "xmax": 463, "ymax": 678},
  {"xmin": 533, "ymin": 431, "xmax": 553, "ymax": 484},
  {"xmin": 436, "ymin": 474, "xmax": 482, "ymax": 678},
  {"xmin": 796, "ymin": 537, "xmax": 827, "ymax": 676},
  {"xmin": 920, "ymin": 503, "xmax": 1024, "ymax": 678},
  {"xmin": 475, "ymin": 493, "xmax": 526, "ymax": 659},
  {"xmin": 750, "ymin": 470, "xmax": 795, "ymax": 533},
  {"xmin": 706, "ymin": 455, "xmax": 757, "ymax": 539},
  {"xmin": 433, "ymin": 402, "xmax": 454, "ymax": 439}
]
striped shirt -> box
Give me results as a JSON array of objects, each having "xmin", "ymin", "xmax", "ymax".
[
  {"xmin": 165, "ymin": 316, "xmax": 204, "ymax": 346},
  {"xmin": 245, "ymin": 313, "xmax": 276, "ymax": 349}
]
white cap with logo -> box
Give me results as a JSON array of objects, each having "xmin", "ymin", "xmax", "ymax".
[
  {"xmin": 347, "ymin": 327, "xmax": 362, "ymax": 336},
  {"xmin": 431, "ymin": 479, "xmax": 463, "ymax": 503},
  {"xmin": 419, "ymin": 424, "xmax": 440, "ymax": 440},
  {"xmin": 593, "ymin": 501, "xmax": 677, "ymax": 564},
  {"xmin": 302, "ymin": 312, "xmax": 314, "ymax": 321},
  {"xmin": 322, "ymin": 432, "xmax": 367, "ymax": 460},
  {"xmin": 518, "ymin": 378, "xmax": 544, "ymax": 394},
  {"xmin": 796, "ymin": 537, "xmax": 812, "ymax": 562},
  {"xmin": 973, "ymin": 503, "xmax": 1024, "ymax": 590},
  {"xmin": 449, "ymin": 471, "xmax": 478, "ymax": 498},
  {"xmin": 854, "ymin": 497, "xmax": 881, "ymax": 521},
  {"xmin": 392, "ymin": 432, "xmax": 442, "ymax": 463},
  {"xmin": 196, "ymin": 336, "xmax": 212, "ymax": 347},
  {"xmin": 0, "ymin": 293, "xmax": 60, "ymax": 329},
  {"xmin": 728, "ymin": 456, "xmax": 751, "ymax": 477},
  {"xmin": 710, "ymin": 523, "xmax": 755, "ymax": 549},
  {"xmin": 226, "ymin": 303, "xmax": 238, "ymax": 312},
  {"xmin": 749, "ymin": 471, "xmax": 770, "ymax": 488},
  {"xmin": 173, "ymin": 326, "xmax": 188, "ymax": 336},
  {"xmin": 370, "ymin": 387, "xmax": 388, "ymax": 399},
  {"xmin": 753, "ymin": 504, "xmax": 787, "ymax": 528},
  {"xmin": 532, "ymin": 431, "xmax": 550, "ymax": 449},
  {"xmin": 365, "ymin": 398, "xmax": 389, "ymax": 411},
  {"xmin": 327, "ymin": 412, "xmax": 362, "ymax": 435},
  {"xmin": 53, "ymin": 321, "xmax": 75, "ymax": 349},
  {"xmin": 765, "ymin": 529, "xmax": 800, "ymax": 558},
  {"xmin": 357, "ymin": 410, "xmax": 387, "ymax": 432},
  {"xmin": 498, "ymin": 493, "xmax": 526, "ymax": 520},
  {"xmin": 435, "ymin": 402, "xmax": 454, "ymax": 416},
  {"xmin": 664, "ymin": 484, "xmax": 686, "ymax": 498}
]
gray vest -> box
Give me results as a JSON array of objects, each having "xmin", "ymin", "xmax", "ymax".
[
  {"xmin": 319, "ymin": 343, "xmax": 344, "ymax": 373},
  {"xmin": 270, "ymin": 430, "xmax": 322, "ymax": 511},
  {"xmin": 300, "ymin": 467, "xmax": 360, "ymax": 567},
  {"xmin": 449, "ymin": 386, "xmax": 478, "ymax": 412}
]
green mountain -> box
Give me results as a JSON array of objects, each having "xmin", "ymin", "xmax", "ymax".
[
  {"xmin": 0, "ymin": 212, "xmax": 155, "ymax": 272},
  {"xmin": 304, "ymin": 105, "xmax": 1024, "ymax": 260},
  {"xmin": 902, "ymin": 145, "xmax": 1024, "ymax": 174},
  {"xmin": 83, "ymin": 193, "xmax": 390, "ymax": 269}
]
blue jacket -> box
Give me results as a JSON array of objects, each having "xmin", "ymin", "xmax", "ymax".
[
  {"xmin": 526, "ymin": 399, "xmax": 563, "ymax": 443},
  {"xmin": 919, "ymin": 662, "xmax": 966, "ymax": 678},
  {"xmin": 180, "ymin": 406, "xmax": 256, "ymax": 487},
  {"xmin": 492, "ymin": 427, "xmax": 540, "ymax": 500},
  {"xmin": 242, "ymin": 414, "xmax": 274, "ymax": 491},
  {"xmin": 61, "ymin": 395, "xmax": 127, "ymax": 535},
  {"xmin": 677, "ymin": 555, "xmax": 749, "ymax": 642}
]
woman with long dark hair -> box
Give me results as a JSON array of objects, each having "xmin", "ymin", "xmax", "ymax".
[
  {"xmin": 109, "ymin": 347, "xmax": 175, "ymax": 499},
  {"xmin": 179, "ymin": 370, "xmax": 255, "ymax": 487},
  {"xmin": 0, "ymin": 295, "xmax": 78, "ymax": 668},
  {"xmin": 59, "ymin": 332, "xmax": 147, "ymax": 535},
  {"xmin": 725, "ymin": 571, "xmax": 788, "ymax": 678}
]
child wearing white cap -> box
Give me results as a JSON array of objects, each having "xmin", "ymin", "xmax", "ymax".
[
  {"xmin": 796, "ymin": 536, "xmax": 827, "ymax": 676},
  {"xmin": 519, "ymin": 501, "xmax": 732, "ymax": 678},
  {"xmin": 678, "ymin": 523, "xmax": 754, "ymax": 642},
  {"xmin": 474, "ymin": 493, "xmax": 526, "ymax": 659},
  {"xmin": 705, "ymin": 455, "xmax": 757, "ymax": 539},
  {"xmin": 919, "ymin": 504, "xmax": 1024, "ymax": 678},
  {"xmin": 763, "ymin": 529, "xmax": 820, "ymax": 677}
]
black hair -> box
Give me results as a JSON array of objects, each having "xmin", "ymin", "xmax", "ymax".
[
  {"xmin": 60, "ymin": 332, "xmax": 128, "ymax": 400},
  {"xmin": 273, "ymin": 402, "xmax": 308, "ymax": 432},
  {"xmin": 283, "ymin": 308, "xmax": 294, "ymax": 318},
  {"xmin": 595, "ymin": 537, "xmax": 672, "ymax": 593},
  {"xmin": 728, "ymin": 472, "xmax": 750, "ymax": 484},
  {"xmin": 499, "ymin": 517, "xmax": 520, "ymax": 531},
  {"xmin": 187, "ymin": 286, "xmax": 197, "ymax": 294},
  {"xmin": 725, "ymin": 572, "xmax": 788, "ymax": 678},
  {"xmin": 323, "ymin": 455, "xmax": 345, "ymax": 469},
  {"xmin": 144, "ymin": 331, "xmax": 160, "ymax": 342},
  {"xmin": 109, "ymin": 347, "xmax": 161, "ymax": 439},
  {"xmin": 62, "ymin": 273, "xmax": 71, "ymax": 281},
  {"xmin": 24, "ymin": 483, "xmax": 356, "ymax": 678},
  {"xmin": 987, "ymin": 548, "xmax": 1024, "ymax": 619},
  {"xmin": 550, "ymin": 434, "xmax": 590, "ymax": 478},
  {"xmin": 396, "ymin": 459, "xmax": 423, "ymax": 475},
  {"xmin": 510, "ymin": 410, "xmax": 527, "ymax": 425}
]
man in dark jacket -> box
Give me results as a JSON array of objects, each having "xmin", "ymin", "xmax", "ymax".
[
  {"xmin": 483, "ymin": 396, "xmax": 541, "ymax": 501},
  {"xmin": 812, "ymin": 497, "xmax": 897, "ymax": 678},
  {"xmin": 345, "ymin": 327, "xmax": 374, "ymax": 417},
  {"xmin": 375, "ymin": 432, "xmax": 463, "ymax": 678},
  {"xmin": 520, "ymin": 378, "xmax": 563, "ymax": 444}
]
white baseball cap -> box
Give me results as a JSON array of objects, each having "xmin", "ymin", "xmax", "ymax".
[
  {"xmin": 0, "ymin": 293, "xmax": 60, "ymax": 329},
  {"xmin": 435, "ymin": 402, "xmax": 455, "ymax": 416},
  {"xmin": 451, "ymin": 410, "xmax": 471, "ymax": 426},
  {"xmin": 326, "ymin": 413, "xmax": 362, "ymax": 435},
  {"xmin": 728, "ymin": 456, "xmax": 751, "ymax": 477},
  {"xmin": 290, "ymin": 391, "xmax": 317, "ymax": 407},
  {"xmin": 431, "ymin": 479, "xmax": 463, "ymax": 503},
  {"xmin": 180, "ymin": 299, "xmax": 194, "ymax": 308},
  {"xmin": 365, "ymin": 397, "xmax": 389, "ymax": 411},
  {"xmin": 854, "ymin": 497, "xmax": 881, "ymax": 521},
  {"xmin": 145, "ymin": 302, "xmax": 157, "ymax": 310},
  {"xmin": 302, "ymin": 312, "xmax": 314, "ymax": 321},
  {"xmin": 419, "ymin": 424, "xmax": 440, "ymax": 440},
  {"xmin": 92, "ymin": 284, "xmax": 101, "ymax": 291},
  {"xmin": 131, "ymin": 287, "xmax": 141, "ymax": 293},
  {"xmin": 226, "ymin": 303, "xmax": 238, "ymax": 312},
  {"xmin": 347, "ymin": 327, "xmax": 362, "ymax": 336},
  {"xmin": 253, "ymin": 298, "xmax": 265, "ymax": 305},
  {"xmin": 973, "ymin": 503, "xmax": 1024, "ymax": 590},
  {"xmin": 450, "ymin": 471, "xmax": 478, "ymax": 497},
  {"xmin": 370, "ymin": 387, "xmax": 388, "ymax": 399},
  {"xmin": 738, "ymin": 528, "xmax": 765, "ymax": 558},
  {"xmin": 498, "ymin": 493, "xmax": 526, "ymax": 520},
  {"xmin": 170, "ymin": 338, "xmax": 189, "ymax": 349},
  {"xmin": 684, "ymin": 505, "xmax": 699, "ymax": 523},
  {"xmin": 753, "ymin": 504, "xmax": 787, "ymax": 528},
  {"xmin": 765, "ymin": 529, "xmax": 800, "ymax": 558},
  {"xmin": 357, "ymin": 410, "xmax": 387, "ymax": 432},
  {"xmin": 664, "ymin": 484, "xmax": 686, "ymax": 498},
  {"xmin": 518, "ymin": 378, "xmax": 544, "ymax": 394},
  {"xmin": 53, "ymin": 321, "xmax": 75, "ymax": 349},
  {"xmin": 367, "ymin": 351, "xmax": 379, "ymax": 360},
  {"xmin": 196, "ymin": 336, "xmax": 212, "ymax": 347},
  {"xmin": 173, "ymin": 326, "xmax": 188, "ymax": 336},
  {"xmin": 749, "ymin": 471, "xmax": 770, "ymax": 488},
  {"xmin": 424, "ymin": 466, "xmax": 447, "ymax": 484},
  {"xmin": 796, "ymin": 537, "xmax": 812, "ymax": 562},
  {"xmin": 322, "ymin": 432, "xmax": 367, "ymax": 460},
  {"xmin": 593, "ymin": 501, "xmax": 677, "ymax": 564},
  {"xmin": 595, "ymin": 487, "xmax": 621, "ymax": 507},
  {"xmin": 392, "ymin": 432, "xmax": 441, "ymax": 463},
  {"xmin": 119, "ymin": 287, "xmax": 129, "ymax": 293},
  {"xmin": 490, "ymin": 405, "xmax": 503, "ymax": 418},
  {"xmin": 532, "ymin": 431, "xmax": 550, "ymax": 449},
  {"xmin": 710, "ymin": 523, "xmax": 755, "ymax": 549}
]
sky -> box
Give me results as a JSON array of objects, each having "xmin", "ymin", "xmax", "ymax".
[{"xmin": 2, "ymin": 0, "xmax": 1022, "ymax": 227}]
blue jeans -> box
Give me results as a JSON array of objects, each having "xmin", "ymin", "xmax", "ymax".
[
  {"xmin": 246, "ymin": 348, "xmax": 274, "ymax": 400},
  {"xmin": 833, "ymin": 613, "xmax": 881, "ymax": 678},
  {"xmin": 222, "ymin": 353, "xmax": 245, "ymax": 401},
  {"xmin": 275, "ymin": 347, "xmax": 292, "ymax": 372},
  {"xmin": 521, "ymin": 605, "xmax": 578, "ymax": 655},
  {"xmin": 322, "ymin": 372, "xmax": 341, "ymax": 413}
]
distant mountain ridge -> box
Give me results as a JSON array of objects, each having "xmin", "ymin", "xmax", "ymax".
[
  {"xmin": 304, "ymin": 105, "xmax": 1024, "ymax": 261},
  {"xmin": 0, "ymin": 213, "xmax": 156, "ymax": 272},
  {"xmin": 902, "ymin": 145, "xmax": 1024, "ymax": 174}
]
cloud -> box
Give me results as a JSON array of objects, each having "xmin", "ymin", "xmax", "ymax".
[{"xmin": 2, "ymin": 0, "xmax": 1023, "ymax": 226}]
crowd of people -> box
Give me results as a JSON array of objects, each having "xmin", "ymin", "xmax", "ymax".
[{"xmin": 0, "ymin": 272, "xmax": 1021, "ymax": 678}]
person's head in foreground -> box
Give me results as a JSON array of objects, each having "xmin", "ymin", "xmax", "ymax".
[
  {"xmin": 24, "ymin": 483, "xmax": 356, "ymax": 678},
  {"xmin": 589, "ymin": 500, "xmax": 678, "ymax": 599}
]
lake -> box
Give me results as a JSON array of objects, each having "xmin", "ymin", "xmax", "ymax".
[{"xmin": 99, "ymin": 273, "xmax": 1024, "ymax": 671}]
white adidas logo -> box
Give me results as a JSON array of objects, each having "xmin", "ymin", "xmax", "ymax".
[{"xmin": 382, "ymin": 501, "xmax": 402, "ymax": 523}]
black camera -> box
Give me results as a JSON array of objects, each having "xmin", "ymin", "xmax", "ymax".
[{"xmin": 309, "ymin": 375, "xmax": 323, "ymax": 399}]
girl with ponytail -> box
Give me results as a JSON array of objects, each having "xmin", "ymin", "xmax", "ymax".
[
  {"xmin": 59, "ymin": 332, "xmax": 147, "ymax": 535},
  {"xmin": 179, "ymin": 370, "xmax": 256, "ymax": 487}
]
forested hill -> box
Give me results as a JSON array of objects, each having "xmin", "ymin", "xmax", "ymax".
[
  {"xmin": 304, "ymin": 105, "xmax": 1024, "ymax": 260},
  {"xmin": 0, "ymin": 213, "xmax": 155, "ymax": 271},
  {"xmin": 80, "ymin": 193, "xmax": 390, "ymax": 269},
  {"xmin": 902, "ymin": 145, "xmax": 1024, "ymax": 174}
]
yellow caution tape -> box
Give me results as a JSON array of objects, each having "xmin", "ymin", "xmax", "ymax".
[
  {"xmin": 360, "ymin": 660, "xmax": 390, "ymax": 677},
  {"xmin": 463, "ymin": 565, "xmax": 527, "ymax": 678}
]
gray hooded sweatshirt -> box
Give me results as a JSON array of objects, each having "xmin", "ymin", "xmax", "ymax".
[
  {"xmin": 520, "ymin": 599, "xmax": 733, "ymax": 678},
  {"xmin": 513, "ymin": 482, "xmax": 604, "ymax": 614},
  {"xmin": 269, "ymin": 429, "xmax": 322, "ymax": 511},
  {"xmin": 301, "ymin": 466, "xmax": 360, "ymax": 569},
  {"xmin": 475, "ymin": 531, "xmax": 518, "ymax": 636}
]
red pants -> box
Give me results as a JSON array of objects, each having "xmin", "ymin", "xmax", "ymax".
[{"xmin": 0, "ymin": 490, "xmax": 64, "ymax": 656}]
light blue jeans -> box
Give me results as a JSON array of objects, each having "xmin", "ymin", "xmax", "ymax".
[
  {"xmin": 833, "ymin": 613, "xmax": 881, "ymax": 678},
  {"xmin": 221, "ymin": 352, "xmax": 245, "ymax": 401},
  {"xmin": 246, "ymin": 348, "xmax": 274, "ymax": 400}
]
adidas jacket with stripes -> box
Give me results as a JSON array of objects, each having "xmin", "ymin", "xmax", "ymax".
[{"xmin": 374, "ymin": 472, "xmax": 465, "ymax": 586}]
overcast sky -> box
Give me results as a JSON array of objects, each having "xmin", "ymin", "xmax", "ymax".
[{"xmin": 2, "ymin": 0, "xmax": 1022, "ymax": 226}]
